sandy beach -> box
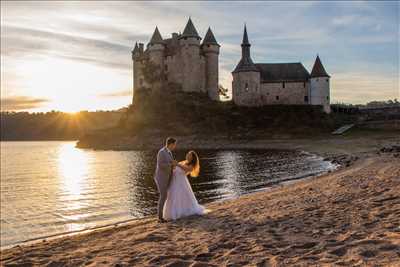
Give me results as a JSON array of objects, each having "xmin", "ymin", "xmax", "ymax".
[{"xmin": 1, "ymin": 143, "xmax": 399, "ymax": 266}]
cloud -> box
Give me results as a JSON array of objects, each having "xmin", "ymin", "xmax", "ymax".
[
  {"xmin": 98, "ymin": 90, "xmax": 132, "ymax": 98},
  {"xmin": 1, "ymin": 25, "xmax": 135, "ymax": 71},
  {"xmin": 0, "ymin": 1, "xmax": 398, "ymax": 110},
  {"xmin": 1, "ymin": 96, "xmax": 49, "ymax": 111}
]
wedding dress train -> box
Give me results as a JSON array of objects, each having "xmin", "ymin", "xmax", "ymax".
[{"xmin": 163, "ymin": 167, "xmax": 205, "ymax": 220}]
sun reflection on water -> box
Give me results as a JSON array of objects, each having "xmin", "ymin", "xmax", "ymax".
[
  {"xmin": 58, "ymin": 143, "xmax": 89, "ymax": 197},
  {"xmin": 57, "ymin": 143, "xmax": 90, "ymax": 232}
]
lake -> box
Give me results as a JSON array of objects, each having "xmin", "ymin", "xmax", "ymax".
[{"xmin": 0, "ymin": 141, "xmax": 336, "ymax": 247}]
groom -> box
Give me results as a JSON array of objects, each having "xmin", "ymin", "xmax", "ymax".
[{"xmin": 154, "ymin": 137, "xmax": 178, "ymax": 223}]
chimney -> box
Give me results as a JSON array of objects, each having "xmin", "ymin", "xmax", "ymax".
[{"xmin": 172, "ymin": 32, "xmax": 178, "ymax": 39}]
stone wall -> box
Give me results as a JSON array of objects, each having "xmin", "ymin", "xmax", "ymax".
[
  {"xmin": 233, "ymin": 75, "xmax": 310, "ymax": 107},
  {"xmin": 203, "ymin": 45, "xmax": 220, "ymax": 100},
  {"xmin": 180, "ymin": 38, "xmax": 204, "ymax": 92},
  {"xmin": 232, "ymin": 71, "xmax": 261, "ymax": 106},
  {"xmin": 259, "ymin": 81, "xmax": 309, "ymax": 105},
  {"xmin": 133, "ymin": 36, "xmax": 219, "ymax": 100},
  {"xmin": 310, "ymin": 77, "xmax": 330, "ymax": 113}
]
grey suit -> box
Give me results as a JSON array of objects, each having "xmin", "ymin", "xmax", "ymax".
[{"xmin": 154, "ymin": 146, "xmax": 174, "ymax": 220}]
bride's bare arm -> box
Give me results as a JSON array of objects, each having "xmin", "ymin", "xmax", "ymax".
[{"xmin": 177, "ymin": 162, "xmax": 193, "ymax": 173}]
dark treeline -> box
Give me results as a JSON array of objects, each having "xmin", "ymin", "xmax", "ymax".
[
  {"xmin": 332, "ymin": 99, "xmax": 400, "ymax": 109},
  {"xmin": 1, "ymin": 110, "xmax": 124, "ymax": 141}
]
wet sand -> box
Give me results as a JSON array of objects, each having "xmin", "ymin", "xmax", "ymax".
[{"xmin": 1, "ymin": 152, "xmax": 399, "ymax": 266}]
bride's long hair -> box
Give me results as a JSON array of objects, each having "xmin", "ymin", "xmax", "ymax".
[{"xmin": 186, "ymin": 150, "xmax": 200, "ymax": 177}]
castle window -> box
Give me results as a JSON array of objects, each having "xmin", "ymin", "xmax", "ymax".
[
  {"xmin": 165, "ymin": 65, "xmax": 168, "ymax": 71},
  {"xmin": 140, "ymin": 79, "xmax": 143, "ymax": 86},
  {"xmin": 184, "ymin": 37, "xmax": 187, "ymax": 40},
  {"xmin": 207, "ymin": 45, "xmax": 210, "ymax": 47},
  {"xmin": 303, "ymin": 82, "xmax": 306, "ymax": 88},
  {"xmin": 326, "ymin": 79, "xmax": 329, "ymax": 82},
  {"xmin": 245, "ymin": 83, "xmax": 249, "ymax": 92},
  {"xmin": 282, "ymin": 82, "xmax": 285, "ymax": 88},
  {"xmin": 276, "ymin": 96, "xmax": 279, "ymax": 100},
  {"xmin": 304, "ymin": 95, "xmax": 309, "ymax": 102},
  {"xmin": 327, "ymin": 96, "xmax": 329, "ymax": 101}
]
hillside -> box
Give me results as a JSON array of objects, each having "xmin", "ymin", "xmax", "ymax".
[{"xmin": 76, "ymin": 86, "xmax": 357, "ymax": 150}]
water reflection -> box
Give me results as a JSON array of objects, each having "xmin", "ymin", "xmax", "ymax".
[
  {"xmin": 214, "ymin": 151, "xmax": 243, "ymax": 199},
  {"xmin": 58, "ymin": 143, "xmax": 89, "ymax": 197},
  {"xmin": 1, "ymin": 142, "xmax": 335, "ymax": 247},
  {"xmin": 57, "ymin": 143, "xmax": 91, "ymax": 232}
]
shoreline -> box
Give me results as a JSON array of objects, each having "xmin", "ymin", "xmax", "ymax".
[
  {"xmin": 1, "ymin": 152, "xmax": 399, "ymax": 266},
  {"xmin": 1, "ymin": 149, "xmax": 337, "ymax": 251},
  {"xmin": 1, "ymin": 135, "xmax": 399, "ymax": 266}
]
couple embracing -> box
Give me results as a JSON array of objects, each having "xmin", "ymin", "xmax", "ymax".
[{"xmin": 154, "ymin": 137, "xmax": 205, "ymax": 223}]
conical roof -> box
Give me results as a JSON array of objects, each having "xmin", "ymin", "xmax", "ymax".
[
  {"xmin": 149, "ymin": 26, "xmax": 164, "ymax": 44},
  {"xmin": 242, "ymin": 24, "xmax": 250, "ymax": 45},
  {"xmin": 311, "ymin": 55, "xmax": 330, "ymax": 77},
  {"xmin": 232, "ymin": 24, "xmax": 258, "ymax": 73},
  {"xmin": 132, "ymin": 42, "xmax": 139, "ymax": 53},
  {"xmin": 180, "ymin": 17, "xmax": 200, "ymax": 39},
  {"xmin": 202, "ymin": 27, "xmax": 219, "ymax": 46}
]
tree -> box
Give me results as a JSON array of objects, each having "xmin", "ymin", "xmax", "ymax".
[{"xmin": 218, "ymin": 84, "xmax": 229, "ymax": 99}]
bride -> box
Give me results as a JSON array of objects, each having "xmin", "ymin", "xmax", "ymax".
[{"xmin": 163, "ymin": 150, "xmax": 205, "ymax": 221}]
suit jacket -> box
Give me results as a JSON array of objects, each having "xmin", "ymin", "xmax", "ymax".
[{"xmin": 154, "ymin": 147, "xmax": 174, "ymax": 188}]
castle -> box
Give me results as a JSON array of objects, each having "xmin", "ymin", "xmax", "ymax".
[
  {"xmin": 232, "ymin": 25, "xmax": 331, "ymax": 113},
  {"xmin": 131, "ymin": 20, "xmax": 331, "ymax": 113},
  {"xmin": 131, "ymin": 18, "xmax": 220, "ymax": 101}
]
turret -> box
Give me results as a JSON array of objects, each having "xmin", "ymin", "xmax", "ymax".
[
  {"xmin": 132, "ymin": 42, "xmax": 140, "ymax": 60},
  {"xmin": 147, "ymin": 26, "xmax": 165, "ymax": 89},
  {"xmin": 202, "ymin": 27, "xmax": 220, "ymax": 100},
  {"xmin": 132, "ymin": 42, "xmax": 142, "ymax": 102},
  {"xmin": 310, "ymin": 55, "xmax": 331, "ymax": 113},
  {"xmin": 179, "ymin": 17, "xmax": 202, "ymax": 92},
  {"xmin": 232, "ymin": 24, "xmax": 259, "ymax": 73},
  {"xmin": 232, "ymin": 24, "xmax": 260, "ymax": 106}
]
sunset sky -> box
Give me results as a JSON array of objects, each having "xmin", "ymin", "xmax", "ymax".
[{"xmin": 1, "ymin": 1, "xmax": 399, "ymax": 112}]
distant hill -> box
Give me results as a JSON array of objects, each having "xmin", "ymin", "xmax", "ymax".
[{"xmin": 1, "ymin": 111, "xmax": 124, "ymax": 141}]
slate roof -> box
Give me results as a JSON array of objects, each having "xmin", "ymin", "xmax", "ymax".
[
  {"xmin": 180, "ymin": 17, "xmax": 200, "ymax": 39},
  {"xmin": 255, "ymin": 63, "xmax": 311, "ymax": 83},
  {"xmin": 242, "ymin": 25, "xmax": 250, "ymax": 45},
  {"xmin": 232, "ymin": 25, "xmax": 259, "ymax": 73},
  {"xmin": 202, "ymin": 27, "xmax": 219, "ymax": 46},
  {"xmin": 310, "ymin": 55, "xmax": 330, "ymax": 77},
  {"xmin": 233, "ymin": 57, "xmax": 259, "ymax": 73},
  {"xmin": 149, "ymin": 27, "xmax": 164, "ymax": 44}
]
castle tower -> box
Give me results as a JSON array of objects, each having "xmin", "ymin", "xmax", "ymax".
[
  {"xmin": 132, "ymin": 42, "xmax": 141, "ymax": 101},
  {"xmin": 147, "ymin": 26, "xmax": 165, "ymax": 90},
  {"xmin": 232, "ymin": 25, "xmax": 260, "ymax": 106},
  {"xmin": 310, "ymin": 55, "xmax": 331, "ymax": 113},
  {"xmin": 201, "ymin": 27, "xmax": 220, "ymax": 100},
  {"xmin": 179, "ymin": 17, "xmax": 202, "ymax": 92}
]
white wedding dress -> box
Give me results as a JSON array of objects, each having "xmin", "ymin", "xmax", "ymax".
[{"xmin": 163, "ymin": 167, "xmax": 205, "ymax": 220}]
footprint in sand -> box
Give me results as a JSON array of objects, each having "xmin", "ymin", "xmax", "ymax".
[
  {"xmin": 291, "ymin": 242, "xmax": 319, "ymax": 250},
  {"xmin": 328, "ymin": 246, "xmax": 348, "ymax": 257},
  {"xmin": 379, "ymin": 244, "xmax": 399, "ymax": 251},
  {"xmin": 359, "ymin": 250, "xmax": 378, "ymax": 258}
]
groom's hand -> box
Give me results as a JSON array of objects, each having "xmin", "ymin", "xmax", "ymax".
[{"xmin": 172, "ymin": 160, "xmax": 178, "ymax": 167}]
